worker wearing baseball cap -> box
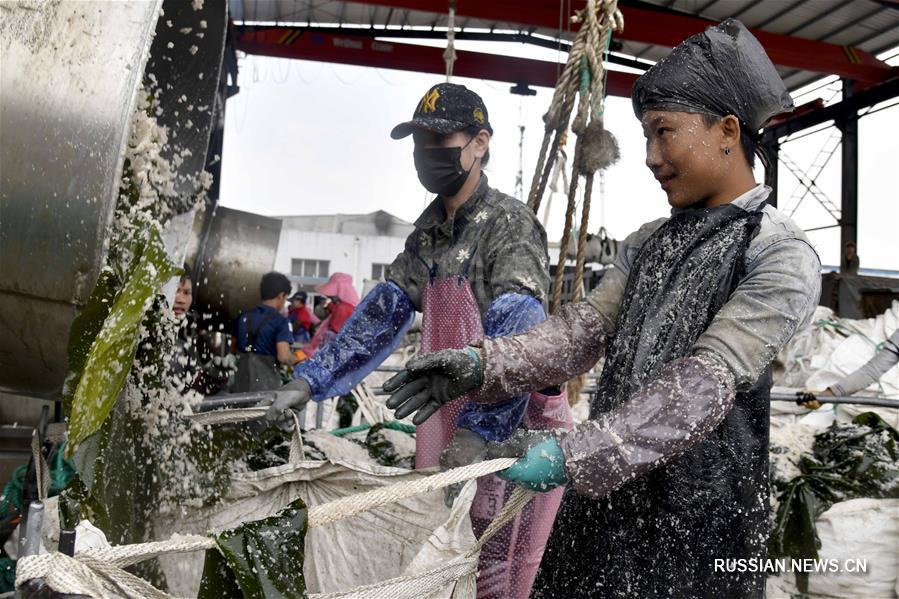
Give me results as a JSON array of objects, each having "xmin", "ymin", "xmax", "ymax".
[{"xmin": 268, "ymin": 83, "xmax": 571, "ymax": 598}]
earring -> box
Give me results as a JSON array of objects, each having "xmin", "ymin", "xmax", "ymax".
[{"xmin": 724, "ymin": 147, "xmax": 732, "ymax": 156}]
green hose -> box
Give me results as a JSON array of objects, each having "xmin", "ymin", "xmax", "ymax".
[
  {"xmin": 0, "ymin": 442, "xmax": 76, "ymax": 593},
  {"xmin": 0, "ymin": 442, "xmax": 75, "ymax": 516},
  {"xmin": 330, "ymin": 421, "xmax": 416, "ymax": 437}
]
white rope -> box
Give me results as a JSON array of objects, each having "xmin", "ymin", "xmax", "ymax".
[
  {"xmin": 350, "ymin": 383, "xmax": 384, "ymax": 426},
  {"xmin": 288, "ymin": 409, "xmax": 306, "ymax": 462},
  {"xmin": 307, "ymin": 458, "xmax": 517, "ymax": 528},
  {"xmin": 443, "ymin": 3, "xmax": 457, "ymax": 82},
  {"xmin": 311, "ymin": 556, "xmax": 478, "ymax": 599},
  {"xmin": 18, "ymin": 551, "xmax": 181, "ymax": 599}
]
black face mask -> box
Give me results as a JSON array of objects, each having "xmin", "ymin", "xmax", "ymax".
[{"xmin": 413, "ymin": 138, "xmax": 476, "ymax": 197}]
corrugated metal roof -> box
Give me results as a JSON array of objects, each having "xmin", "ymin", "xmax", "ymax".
[
  {"xmin": 637, "ymin": 0, "xmax": 899, "ymax": 89},
  {"xmin": 231, "ymin": 0, "xmax": 899, "ymax": 91}
]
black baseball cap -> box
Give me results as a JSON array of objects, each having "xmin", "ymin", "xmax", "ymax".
[{"xmin": 390, "ymin": 83, "xmax": 493, "ymax": 140}]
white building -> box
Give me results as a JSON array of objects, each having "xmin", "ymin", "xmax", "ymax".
[{"xmin": 273, "ymin": 210, "xmax": 415, "ymax": 297}]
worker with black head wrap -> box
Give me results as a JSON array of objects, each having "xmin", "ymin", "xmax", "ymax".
[{"xmin": 385, "ymin": 20, "xmax": 822, "ymax": 598}]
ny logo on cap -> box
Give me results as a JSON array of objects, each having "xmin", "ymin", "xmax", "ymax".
[{"xmin": 419, "ymin": 88, "xmax": 440, "ymax": 113}]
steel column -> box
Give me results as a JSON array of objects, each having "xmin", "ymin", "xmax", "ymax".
[{"xmin": 838, "ymin": 79, "xmax": 859, "ymax": 270}]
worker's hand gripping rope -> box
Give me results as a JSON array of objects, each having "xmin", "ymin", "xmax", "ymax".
[
  {"xmin": 265, "ymin": 378, "xmax": 313, "ymax": 423},
  {"xmin": 486, "ymin": 429, "xmax": 568, "ymax": 492}
]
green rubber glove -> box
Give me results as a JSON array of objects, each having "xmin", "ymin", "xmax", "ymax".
[{"xmin": 488, "ymin": 431, "xmax": 567, "ymax": 493}]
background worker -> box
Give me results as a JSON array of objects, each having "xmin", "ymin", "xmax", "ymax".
[
  {"xmin": 843, "ymin": 241, "xmax": 860, "ymax": 274},
  {"xmin": 232, "ymin": 271, "xmax": 299, "ymax": 391},
  {"xmin": 302, "ymin": 272, "xmax": 358, "ymax": 357},
  {"xmin": 267, "ymin": 82, "xmax": 571, "ymax": 598},
  {"xmin": 802, "ymin": 326, "xmax": 899, "ymax": 408},
  {"xmin": 288, "ymin": 290, "xmax": 316, "ymax": 344},
  {"xmin": 385, "ymin": 21, "xmax": 821, "ymax": 598}
]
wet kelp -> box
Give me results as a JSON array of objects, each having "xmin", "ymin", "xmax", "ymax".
[
  {"xmin": 60, "ymin": 92, "xmax": 212, "ymax": 587},
  {"xmin": 198, "ymin": 497, "xmax": 309, "ymax": 599},
  {"xmin": 770, "ymin": 412, "xmax": 899, "ymax": 561}
]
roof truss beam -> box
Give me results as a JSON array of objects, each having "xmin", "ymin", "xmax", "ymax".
[
  {"xmin": 325, "ymin": 0, "xmax": 894, "ymax": 83},
  {"xmin": 233, "ymin": 28, "xmax": 639, "ymax": 95}
]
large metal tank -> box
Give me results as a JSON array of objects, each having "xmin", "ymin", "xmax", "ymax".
[
  {"xmin": 187, "ymin": 206, "xmax": 283, "ymax": 326},
  {"xmin": 0, "ymin": 0, "xmax": 230, "ymax": 397}
]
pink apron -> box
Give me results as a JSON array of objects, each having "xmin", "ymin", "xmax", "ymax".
[{"xmin": 417, "ymin": 276, "xmax": 573, "ymax": 599}]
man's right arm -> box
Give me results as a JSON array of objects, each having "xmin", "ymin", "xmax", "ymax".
[
  {"xmin": 473, "ymin": 221, "xmax": 652, "ymax": 401},
  {"xmin": 294, "ymin": 236, "xmax": 424, "ymax": 402},
  {"xmin": 294, "ymin": 281, "xmax": 415, "ymax": 401},
  {"xmin": 831, "ymin": 328, "xmax": 899, "ymax": 396},
  {"xmin": 476, "ymin": 274, "xmax": 621, "ymax": 400}
]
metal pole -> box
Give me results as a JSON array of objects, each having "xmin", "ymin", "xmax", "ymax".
[
  {"xmin": 770, "ymin": 392, "xmax": 898, "ymax": 409},
  {"xmin": 197, "ymin": 391, "xmax": 277, "ymax": 411},
  {"xmin": 19, "ymin": 501, "xmax": 44, "ymax": 558},
  {"xmin": 576, "ymin": 387, "xmax": 898, "ymax": 409},
  {"xmin": 839, "ymin": 78, "xmax": 858, "ymax": 271}
]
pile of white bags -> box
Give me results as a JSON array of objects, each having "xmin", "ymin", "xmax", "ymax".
[
  {"xmin": 767, "ymin": 301, "xmax": 898, "ymax": 598},
  {"xmin": 775, "ymin": 300, "xmax": 898, "ymax": 404}
]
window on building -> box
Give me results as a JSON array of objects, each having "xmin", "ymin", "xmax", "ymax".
[
  {"xmin": 371, "ymin": 263, "xmax": 390, "ymax": 281},
  {"xmin": 292, "ymin": 259, "xmax": 329, "ymax": 279}
]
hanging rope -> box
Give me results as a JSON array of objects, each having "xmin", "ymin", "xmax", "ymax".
[
  {"xmin": 542, "ymin": 131, "xmax": 569, "ymax": 228},
  {"xmin": 514, "ymin": 123, "xmax": 526, "ymax": 200},
  {"xmin": 522, "ymin": 0, "xmax": 623, "ymax": 404},
  {"xmin": 534, "ymin": 0, "xmax": 623, "ymax": 316},
  {"xmin": 443, "ymin": 1, "xmax": 457, "ymax": 82}
]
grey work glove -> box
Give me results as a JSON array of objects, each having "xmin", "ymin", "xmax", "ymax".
[
  {"xmin": 384, "ymin": 348, "xmax": 483, "ymax": 425},
  {"xmin": 265, "ymin": 378, "xmax": 312, "ymax": 423},
  {"xmin": 440, "ymin": 429, "xmax": 487, "ymax": 507}
]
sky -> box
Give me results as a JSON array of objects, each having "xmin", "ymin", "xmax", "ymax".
[{"xmin": 219, "ymin": 38, "xmax": 899, "ymax": 271}]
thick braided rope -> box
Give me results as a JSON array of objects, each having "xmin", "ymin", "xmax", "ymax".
[
  {"xmin": 571, "ymin": 1, "xmax": 600, "ymax": 136},
  {"xmin": 307, "ymin": 458, "xmax": 517, "ymax": 528},
  {"xmin": 550, "ymin": 138, "xmax": 585, "ymax": 315},
  {"xmin": 565, "ymin": 1, "xmax": 623, "ymax": 301},
  {"xmin": 15, "ymin": 548, "xmax": 199, "ymax": 598},
  {"xmin": 528, "ymin": 0, "xmax": 622, "ymax": 217},
  {"xmin": 528, "ymin": 8, "xmax": 589, "ymax": 214},
  {"xmin": 526, "ymin": 129, "xmax": 555, "ymax": 212},
  {"xmin": 311, "ymin": 556, "xmax": 478, "ymax": 599},
  {"xmin": 570, "ymin": 4, "xmax": 618, "ymax": 302},
  {"xmin": 571, "ymin": 173, "xmax": 595, "ymax": 303},
  {"xmin": 468, "ymin": 486, "xmax": 535, "ymax": 555}
]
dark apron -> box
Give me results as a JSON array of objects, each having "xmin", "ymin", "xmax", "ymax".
[
  {"xmin": 232, "ymin": 311, "xmax": 282, "ymax": 392},
  {"xmin": 532, "ymin": 204, "xmax": 770, "ymax": 599}
]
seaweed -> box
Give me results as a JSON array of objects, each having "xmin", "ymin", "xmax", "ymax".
[
  {"xmin": 198, "ymin": 496, "xmax": 308, "ymax": 598},
  {"xmin": 769, "ymin": 412, "xmax": 899, "ymax": 561}
]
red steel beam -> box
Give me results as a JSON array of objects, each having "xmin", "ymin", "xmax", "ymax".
[
  {"xmin": 345, "ymin": 0, "xmax": 894, "ymax": 83},
  {"xmin": 234, "ymin": 28, "xmax": 639, "ymax": 96}
]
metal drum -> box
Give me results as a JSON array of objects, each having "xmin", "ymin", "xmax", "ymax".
[
  {"xmin": 0, "ymin": 0, "xmax": 228, "ymax": 397},
  {"xmin": 187, "ymin": 206, "xmax": 283, "ymax": 327}
]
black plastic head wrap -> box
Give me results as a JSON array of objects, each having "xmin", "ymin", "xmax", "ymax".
[{"xmin": 632, "ymin": 19, "xmax": 793, "ymax": 135}]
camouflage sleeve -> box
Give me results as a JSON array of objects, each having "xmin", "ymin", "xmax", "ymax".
[
  {"xmin": 485, "ymin": 204, "xmax": 550, "ymax": 304},
  {"xmin": 386, "ymin": 230, "xmax": 427, "ymax": 312}
]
